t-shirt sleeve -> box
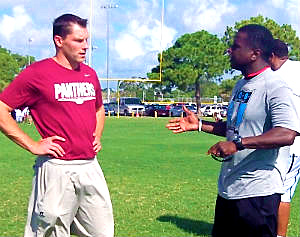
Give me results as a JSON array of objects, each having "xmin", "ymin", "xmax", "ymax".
[
  {"xmin": 268, "ymin": 84, "xmax": 300, "ymax": 133},
  {"xmin": 0, "ymin": 67, "xmax": 38, "ymax": 110}
]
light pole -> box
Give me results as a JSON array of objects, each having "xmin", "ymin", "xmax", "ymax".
[
  {"xmin": 28, "ymin": 38, "xmax": 33, "ymax": 66},
  {"xmin": 88, "ymin": 0, "xmax": 93, "ymax": 67},
  {"xmin": 101, "ymin": 3, "xmax": 118, "ymax": 103}
]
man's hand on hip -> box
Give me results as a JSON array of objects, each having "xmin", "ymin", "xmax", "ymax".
[{"xmin": 30, "ymin": 136, "xmax": 66, "ymax": 158}]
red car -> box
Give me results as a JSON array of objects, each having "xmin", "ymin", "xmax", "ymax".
[{"xmin": 145, "ymin": 105, "xmax": 170, "ymax": 117}]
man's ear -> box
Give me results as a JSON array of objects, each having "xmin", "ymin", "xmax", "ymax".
[
  {"xmin": 53, "ymin": 35, "xmax": 63, "ymax": 47},
  {"xmin": 250, "ymin": 48, "xmax": 262, "ymax": 61},
  {"xmin": 268, "ymin": 52, "xmax": 275, "ymax": 63}
]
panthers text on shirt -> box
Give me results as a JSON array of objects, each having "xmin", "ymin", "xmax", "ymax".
[{"xmin": 54, "ymin": 82, "xmax": 96, "ymax": 104}]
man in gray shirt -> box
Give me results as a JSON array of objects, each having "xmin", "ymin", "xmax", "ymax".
[{"xmin": 166, "ymin": 24, "xmax": 299, "ymax": 237}]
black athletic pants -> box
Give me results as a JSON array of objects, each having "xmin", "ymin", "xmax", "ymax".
[{"xmin": 212, "ymin": 194, "xmax": 281, "ymax": 237}]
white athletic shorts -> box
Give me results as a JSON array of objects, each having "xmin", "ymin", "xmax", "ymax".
[
  {"xmin": 281, "ymin": 154, "xmax": 300, "ymax": 203},
  {"xmin": 24, "ymin": 156, "xmax": 114, "ymax": 237}
]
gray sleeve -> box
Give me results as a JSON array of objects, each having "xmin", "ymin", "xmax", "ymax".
[{"xmin": 268, "ymin": 84, "xmax": 300, "ymax": 133}]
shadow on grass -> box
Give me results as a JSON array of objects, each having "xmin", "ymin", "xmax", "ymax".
[{"xmin": 157, "ymin": 215, "xmax": 213, "ymax": 236}]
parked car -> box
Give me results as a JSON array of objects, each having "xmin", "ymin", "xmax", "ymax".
[
  {"xmin": 203, "ymin": 105, "xmax": 222, "ymax": 117},
  {"xmin": 111, "ymin": 97, "xmax": 145, "ymax": 116},
  {"xmin": 104, "ymin": 103, "xmax": 115, "ymax": 116},
  {"xmin": 170, "ymin": 105, "xmax": 197, "ymax": 117},
  {"xmin": 186, "ymin": 105, "xmax": 197, "ymax": 114},
  {"xmin": 170, "ymin": 105, "xmax": 184, "ymax": 117},
  {"xmin": 145, "ymin": 104, "xmax": 157, "ymax": 116},
  {"xmin": 145, "ymin": 104, "xmax": 170, "ymax": 117},
  {"xmin": 200, "ymin": 105, "xmax": 207, "ymax": 114},
  {"xmin": 220, "ymin": 105, "xmax": 228, "ymax": 117}
]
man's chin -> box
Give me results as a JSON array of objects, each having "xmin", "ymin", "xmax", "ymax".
[
  {"xmin": 78, "ymin": 57, "xmax": 86, "ymax": 63},
  {"xmin": 230, "ymin": 63, "xmax": 240, "ymax": 71}
]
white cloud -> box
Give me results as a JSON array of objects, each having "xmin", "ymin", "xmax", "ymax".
[
  {"xmin": 286, "ymin": 0, "xmax": 299, "ymax": 19},
  {"xmin": 286, "ymin": 0, "xmax": 300, "ymax": 35},
  {"xmin": 183, "ymin": 0, "xmax": 237, "ymax": 32},
  {"xmin": 114, "ymin": 20, "xmax": 176, "ymax": 61},
  {"xmin": 0, "ymin": 0, "xmax": 27, "ymax": 8},
  {"xmin": 0, "ymin": 5, "xmax": 32, "ymax": 40},
  {"xmin": 113, "ymin": 0, "xmax": 177, "ymax": 61},
  {"xmin": 270, "ymin": 0, "xmax": 285, "ymax": 8},
  {"xmin": 115, "ymin": 33, "xmax": 144, "ymax": 60}
]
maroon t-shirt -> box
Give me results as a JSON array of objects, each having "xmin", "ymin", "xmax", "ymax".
[{"xmin": 0, "ymin": 58, "xmax": 103, "ymax": 160}]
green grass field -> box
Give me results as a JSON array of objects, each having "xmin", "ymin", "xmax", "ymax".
[{"xmin": 0, "ymin": 117, "xmax": 299, "ymax": 236}]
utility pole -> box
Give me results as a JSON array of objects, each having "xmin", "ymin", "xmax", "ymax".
[
  {"xmin": 28, "ymin": 38, "xmax": 33, "ymax": 66},
  {"xmin": 101, "ymin": 3, "xmax": 118, "ymax": 103}
]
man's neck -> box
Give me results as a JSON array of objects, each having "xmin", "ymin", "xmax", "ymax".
[
  {"xmin": 242, "ymin": 61, "xmax": 269, "ymax": 77},
  {"xmin": 52, "ymin": 55, "xmax": 79, "ymax": 70},
  {"xmin": 245, "ymin": 65, "xmax": 270, "ymax": 79}
]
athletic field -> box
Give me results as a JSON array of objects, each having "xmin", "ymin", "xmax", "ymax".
[{"xmin": 0, "ymin": 117, "xmax": 299, "ymax": 237}]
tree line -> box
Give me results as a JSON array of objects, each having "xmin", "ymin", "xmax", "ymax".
[{"xmin": 0, "ymin": 46, "xmax": 35, "ymax": 92}]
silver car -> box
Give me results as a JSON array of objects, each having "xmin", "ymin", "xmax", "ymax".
[{"xmin": 112, "ymin": 97, "xmax": 145, "ymax": 116}]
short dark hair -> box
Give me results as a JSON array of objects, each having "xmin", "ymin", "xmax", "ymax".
[
  {"xmin": 272, "ymin": 39, "xmax": 288, "ymax": 58},
  {"xmin": 238, "ymin": 24, "xmax": 274, "ymax": 62},
  {"xmin": 53, "ymin": 14, "xmax": 88, "ymax": 39}
]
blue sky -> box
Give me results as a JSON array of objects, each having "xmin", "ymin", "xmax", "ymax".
[{"xmin": 0, "ymin": 0, "xmax": 299, "ymax": 89}]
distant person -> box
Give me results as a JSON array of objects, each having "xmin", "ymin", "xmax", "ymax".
[
  {"xmin": 269, "ymin": 39, "xmax": 300, "ymax": 237},
  {"xmin": 166, "ymin": 24, "xmax": 299, "ymax": 237},
  {"xmin": 0, "ymin": 14, "xmax": 114, "ymax": 236},
  {"xmin": 213, "ymin": 112, "xmax": 222, "ymax": 122},
  {"xmin": 15, "ymin": 109, "xmax": 23, "ymax": 123},
  {"xmin": 23, "ymin": 107, "xmax": 33, "ymax": 125}
]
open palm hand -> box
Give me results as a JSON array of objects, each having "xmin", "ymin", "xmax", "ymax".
[{"xmin": 166, "ymin": 106, "xmax": 199, "ymax": 133}]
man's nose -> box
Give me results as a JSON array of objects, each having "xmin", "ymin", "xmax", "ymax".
[{"xmin": 84, "ymin": 39, "xmax": 89, "ymax": 49}]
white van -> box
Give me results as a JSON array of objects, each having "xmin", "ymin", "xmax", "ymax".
[
  {"xmin": 111, "ymin": 97, "xmax": 145, "ymax": 116},
  {"xmin": 203, "ymin": 104, "xmax": 222, "ymax": 117}
]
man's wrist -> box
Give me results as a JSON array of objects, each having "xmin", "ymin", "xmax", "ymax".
[
  {"xmin": 232, "ymin": 135, "xmax": 245, "ymax": 150},
  {"xmin": 198, "ymin": 117, "xmax": 202, "ymax": 132}
]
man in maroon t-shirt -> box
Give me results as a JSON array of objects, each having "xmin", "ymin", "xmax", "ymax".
[{"xmin": 0, "ymin": 14, "xmax": 114, "ymax": 237}]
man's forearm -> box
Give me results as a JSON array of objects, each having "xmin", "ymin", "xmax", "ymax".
[
  {"xmin": 242, "ymin": 127, "xmax": 296, "ymax": 149},
  {"xmin": 0, "ymin": 101, "xmax": 36, "ymax": 152},
  {"xmin": 95, "ymin": 105, "xmax": 105, "ymax": 139},
  {"xmin": 201, "ymin": 120, "xmax": 227, "ymax": 137}
]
